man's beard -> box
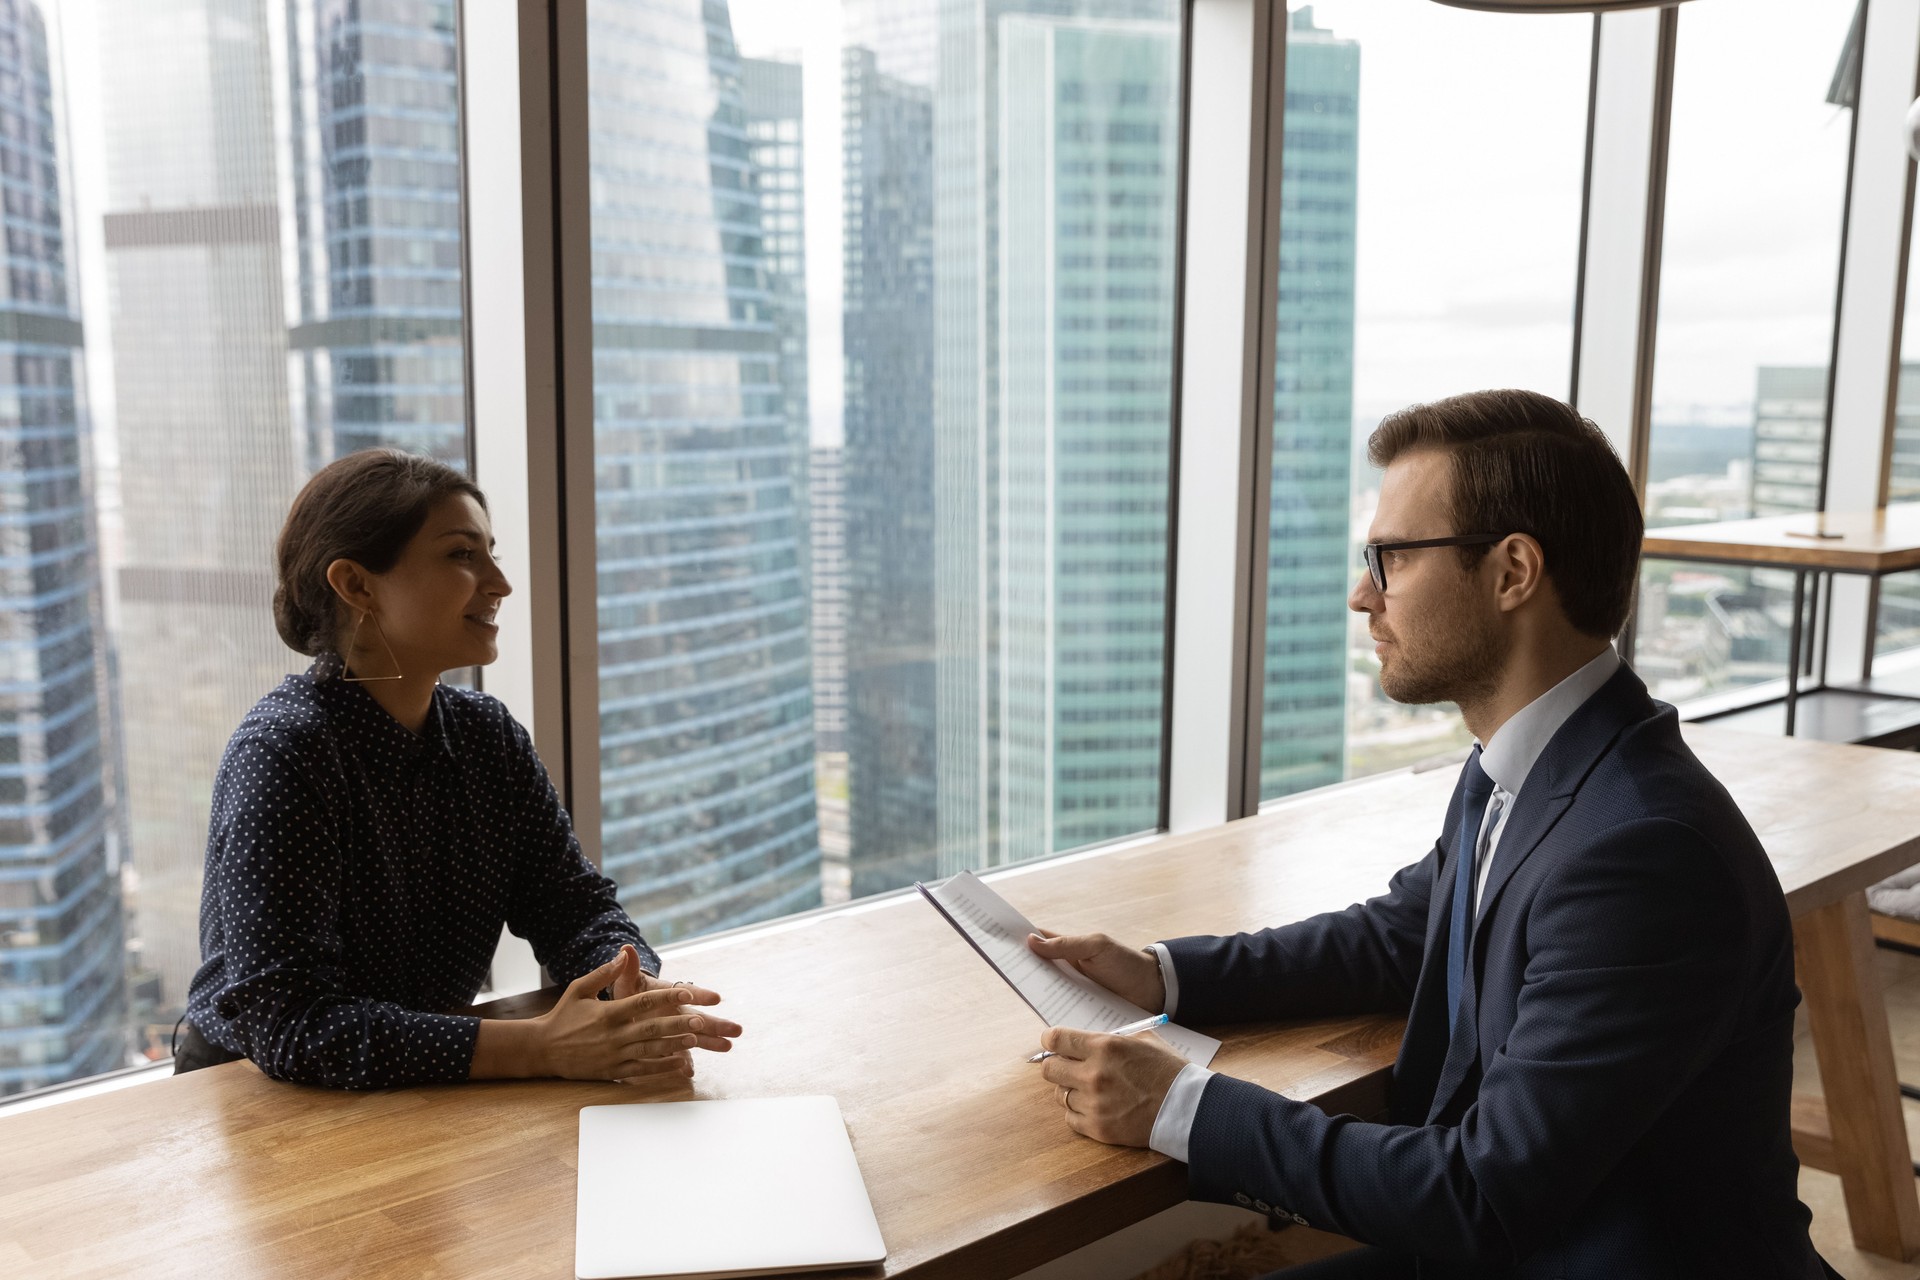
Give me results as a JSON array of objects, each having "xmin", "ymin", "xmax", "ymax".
[{"xmin": 1376, "ymin": 602, "xmax": 1506, "ymax": 709}]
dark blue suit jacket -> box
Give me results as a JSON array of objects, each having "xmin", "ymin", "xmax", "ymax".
[{"xmin": 1163, "ymin": 664, "xmax": 1827, "ymax": 1278}]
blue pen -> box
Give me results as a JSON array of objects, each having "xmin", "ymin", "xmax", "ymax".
[{"xmin": 1027, "ymin": 1012, "xmax": 1168, "ymax": 1062}]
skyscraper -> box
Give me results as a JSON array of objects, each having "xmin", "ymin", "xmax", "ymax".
[
  {"xmin": 287, "ymin": 0, "xmax": 466, "ymax": 469},
  {"xmin": 587, "ymin": 0, "xmax": 820, "ymax": 941},
  {"xmin": 933, "ymin": 0, "xmax": 1178, "ymax": 874},
  {"xmin": 0, "ymin": 0, "xmax": 128, "ymax": 1095},
  {"xmin": 996, "ymin": 15, "xmax": 1179, "ymax": 860},
  {"xmin": 844, "ymin": 0, "xmax": 937, "ymax": 89},
  {"xmin": 809, "ymin": 444, "xmax": 850, "ymax": 900},
  {"xmin": 1262, "ymin": 7, "xmax": 1356, "ymax": 799},
  {"xmin": 99, "ymin": 0, "xmax": 300, "ymax": 1021},
  {"xmin": 741, "ymin": 54, "xmax": 809, "ymax": 477},
  {"xmin": 841, "ymin": 39, "xmax": 937, "ymax": 896},
  {"xmin": 1748, "ymin": 365, "xmax": 1828, "ymax": 516},
  {"xmin": 808, "ymin": 445, "xmax": 847, "ymax": 759}
]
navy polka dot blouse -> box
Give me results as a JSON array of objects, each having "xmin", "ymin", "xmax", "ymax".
[{"xmin": 185, "ymin": 654, "xmax": 659, "ymax": 1089}]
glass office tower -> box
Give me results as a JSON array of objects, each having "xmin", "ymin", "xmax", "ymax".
[
  {"xmin": 995, "ymin": 16, "xmax": 1179, "ymax": 861},
  {"xmin": 288, "ymin": 0, "xmax": 467, "ymax": 469},
  {"xmin": 932, "ymin": 0, "xmax": 1176, "ymax": 875},
  {"xmin": 845, "ymin": 0, "xmax": 937, "ymax": 89},
  {"xmin": 1261, "ymin": 8, "xmax": 1356, "ymax": 799},
  {"xmin": 99, "ymin": 0, "xmax": 300, "ymax": 1029},
  {"xmin": 842, "ymin": 39, "xmax": 937, "ymax": 896},
  {"xmin": 587, "ymin": 0, "xmax": 820, "ymax": 942},
  {"xmin": 809, "ymin": 444, "xmax": 850, "ymax": 900},
  {"xmin": 0, "ymin": 0, "xmax": 127, "ymax": 1095},
  {"xmin": 1747, "ymin": 365, "xmax": 1828, "ymax": 517},
  {"xmin": 807, "ymin": 444, "xmax": 847, "ymax": 760},
  {"xmin": 740, "ymin": 53, "xmax": 809, "ymax": 534}
]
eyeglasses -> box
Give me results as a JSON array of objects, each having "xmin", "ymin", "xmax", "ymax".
[{"xmin": 1361, "ymin": 534, "xmax": 1506, "ymax": 593}]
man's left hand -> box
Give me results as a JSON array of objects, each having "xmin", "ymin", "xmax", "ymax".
[{"xmin": 1038, "ymin": 1025, "xmax": 1188, "ymax": 1147}]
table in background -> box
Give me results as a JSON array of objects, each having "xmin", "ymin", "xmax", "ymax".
[
  {"xmin": 4, "ymin": 726, "xmax": 1920, "ymax": 1275},
  {"xmin": 1643, "ymin": 504, "xmax": 1920, "ymax": 740}
]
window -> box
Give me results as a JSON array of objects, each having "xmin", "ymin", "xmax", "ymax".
[
  {"xmin": 1635, "ymin": 0, "xmax": 1853, "ymax": 706},
  {"xmin": 584, "ymin": 0, "xmax": 1182, "ymax": 945},
  {"xmin": 1260, "ymin": 2, "xmax": 1589, "ymax": 801},
  {"xmin": 1880, "ymin": 173, "xmax": 1920, "ymax": 655},
  {"xmin": 0, "ymin": 0, "xmax": 469, "ymax": 1098}
]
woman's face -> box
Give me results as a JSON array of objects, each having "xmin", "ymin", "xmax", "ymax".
[{"xmin": 355, "ymin": 493, "xmax": 512, "ymax": 675}]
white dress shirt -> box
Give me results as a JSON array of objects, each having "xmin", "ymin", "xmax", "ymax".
[{"xmin": 1145, "ymin": 646, "xmax": 1622, "ymax": 1162}]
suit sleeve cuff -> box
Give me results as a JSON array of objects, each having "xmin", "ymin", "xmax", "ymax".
[
  {"xmin": 1148, "ymin": 1061, "xmax": 1212, "ymax": 1163},
  {"xmin": 1149, "ymin": 942, "xmax": 1179, "ymax": 1017}
]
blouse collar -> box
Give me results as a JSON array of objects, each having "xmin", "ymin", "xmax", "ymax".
[{"xmin": 305, "ymin": 654, "xmax": 457, "ymax": 761}]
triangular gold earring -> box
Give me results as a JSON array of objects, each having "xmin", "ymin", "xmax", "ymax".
[{"xmin": 341, "ymin": 610, "xmax": 404, "ymax": 682}]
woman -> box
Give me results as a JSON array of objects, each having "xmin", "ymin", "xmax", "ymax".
[{"xmin": 177, "ymin": 449, "xmax": 741, "ymax": 1087}]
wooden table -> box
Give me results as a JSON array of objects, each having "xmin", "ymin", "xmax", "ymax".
[
  {"xmin": 1643, "ymin": 504, "xmax": 1920, "ymax": 736},
  {"xmin": 5, "ymin": 725, "xmax": 1920, "ymax": 1275}
]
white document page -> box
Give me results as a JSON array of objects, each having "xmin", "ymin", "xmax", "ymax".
[{"xmin": 918, "ymin": 870, "xmax": 1219, "ymax": 1066}]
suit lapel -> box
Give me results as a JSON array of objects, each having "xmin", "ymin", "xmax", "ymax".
[
  {"xmin": 1422, "ymin": 663, "xmax": 1656, "ymax": 1123},
  {"xmin": 1398, "ymin": 767, "xmax": 1474, "ymax": 1124},
  {"xmin": 1470, "ymin": 791, "xmax": 1575, "ymax": 931},
  {"xmin": 1473, "ymin": 664, "xmax": 1650, "ymax": 924}
]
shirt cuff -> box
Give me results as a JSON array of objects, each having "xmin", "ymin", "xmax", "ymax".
[
  {"xmin": 1149, "ymin": 942, "xmax": 1179, "ymax": 1017},
  {"xmin": 1148, "ymin": 1061, "xmax": 1213, "ymax": 1163}
]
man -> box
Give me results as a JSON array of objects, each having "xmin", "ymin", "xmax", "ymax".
[{"xmin": 1028, "ymin": 390, "xmax": 1832, "ymax": 1277}]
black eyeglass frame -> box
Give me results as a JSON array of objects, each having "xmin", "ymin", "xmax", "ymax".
[{"xmin": 1362, "ymin": 533, "xmax": 1507, "ymax": 592}]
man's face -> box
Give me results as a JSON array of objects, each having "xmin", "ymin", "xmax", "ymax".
[{"xmin": 1349, "ymin": 449, "xmax": 1506, "ymax": 708}]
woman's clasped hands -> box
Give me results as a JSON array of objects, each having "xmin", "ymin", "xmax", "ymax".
[{"xmin": 533, "ymin": 944, "xmax": 742, "ymax": 1082}]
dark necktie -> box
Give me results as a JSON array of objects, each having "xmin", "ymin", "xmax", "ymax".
[{"xmin": 1446, "ymin": 747, "xmax": 1495, "ymax": 1033}]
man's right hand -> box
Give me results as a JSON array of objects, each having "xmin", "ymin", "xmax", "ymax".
[{"xmin": 1026, "ymin": 928, "xmax": 1166, "ymax": 1014}]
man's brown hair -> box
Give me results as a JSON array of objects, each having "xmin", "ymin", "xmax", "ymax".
[
  {"xmin": 1367, "ymin": 389, "xmax": 1642, "ymax": 639},
  {"xmin": 274, "ymin": 449, "xmax": 486, "ymax": 656}
]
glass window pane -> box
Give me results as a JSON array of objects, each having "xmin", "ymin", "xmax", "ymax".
[
  {"xmin": 1261, "ymin": 3, "xmax": 1588, "ymax": 802},
  {"xmin": 1636, "ymin": 0, "xmax": 1852, "ymax": 707},
  {"xmin": 1881, "ymin": 191, "xmax": 1920, "ymax": 655},
  {"xmin": 0, "ymin": 0, "xmax": 470, "ymax": 1098},
  {"xmin": 586, "ymin": 0, "xmax": 1182, "ymax": 945}
]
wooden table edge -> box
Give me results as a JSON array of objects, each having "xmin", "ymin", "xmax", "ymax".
[
  {"xmin": 1781, "ymin": 833, "xmax": 1920, "ymax": 919},
  {"xmin": 1640, "ymin": 536, "xmax": 1920, "ymax": 574},
  {"xmin": 884, "ymin": 1063, "xmax": 1393, "ymax": 1279}
]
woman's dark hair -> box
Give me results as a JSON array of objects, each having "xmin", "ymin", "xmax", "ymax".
[
  {"xmin": 1367, "ymin": 389, "xmax": 1643, "ymax": 640},
  {"xmin": 274, "ymin": 449, "xmax": 487, "ymax": 656}
]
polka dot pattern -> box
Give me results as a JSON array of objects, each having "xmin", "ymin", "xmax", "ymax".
[{"xmin": 185, "ymin": 653, "xmax": 658, "ymax": 1089}]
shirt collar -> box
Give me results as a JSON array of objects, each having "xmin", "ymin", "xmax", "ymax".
[
  {"xmin": 306, "ymin": 656, "xmax": 457, "ymax": 761},
  {"xmin": 1477, "ymin": 646, "xmax": 1620, "ymax": 797}
]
